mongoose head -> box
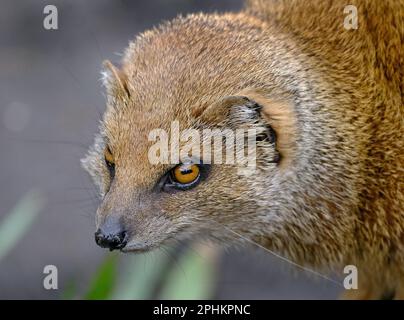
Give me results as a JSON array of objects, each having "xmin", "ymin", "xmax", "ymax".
[{"xmin": 82, "ymin": 13, "xmax": 358, "ymax": 264}]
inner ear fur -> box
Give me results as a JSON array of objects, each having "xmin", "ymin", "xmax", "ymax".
[
  {"xmin": 198, "ymin": 96, "xmax": 250, "ymax": 125},
  {"xmin": 239, "ymin": 89, "xmax": 296, "ymax": 168},
  {"xmin": 102, "ymin": 60, "xmax": 130, "ymax": 98},
  {"xmin": 200, "ymin": 89, "xmax": 297, "ymax": 168}
]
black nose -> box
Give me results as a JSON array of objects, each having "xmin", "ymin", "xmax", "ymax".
[{"xmin": 95, "ymin": 217, "xmax": 128, "ymax": 251}]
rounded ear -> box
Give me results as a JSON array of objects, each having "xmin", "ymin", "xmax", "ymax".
[
  {"xmin": 199, "ymin": 89, "xmax": 297, "ymax": 168},
  {"xmin": 101, "ymin": 60, "xmax": 130, "ymax": 99},
  {"xmin": 198, "ymin": 95, "xmax": 251, "ymax": 125},
  {"xmin": 240, "ymin": 89, "xmax": 297, "ymax": 168}
]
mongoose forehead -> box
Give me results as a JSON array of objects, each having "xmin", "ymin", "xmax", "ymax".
[{"xmin": 83, "ymin": 0, "xmax": 403, "ymax": 298}]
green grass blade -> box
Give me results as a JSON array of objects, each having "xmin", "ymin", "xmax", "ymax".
[
  {"xmin": 159, "ymin": 244, "xmax": 217, "ymax": 300},
  {"xmin": 112, "ymin": 251, "xmax": 169, "ymax": 300},
  {"xmin": 85, "ymin": 253, "xmax": 118, "ymax": 300},
  {"xmin": 0, "ymin": 190, "xmax": 44, "ymax": 261},
  {"xmin": 61, "ymin": 280, "xmax": 78, "ymax": 300}
]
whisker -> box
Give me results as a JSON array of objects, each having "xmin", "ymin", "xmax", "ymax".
[
  {"xmin": 65, "ymin": 187, "xmax": 98, "ymax": 191},
  {"xmin": 161, "ymin": 243, "xmax": 187, "ymax": 279},
  {"xmin": 75, "ymin": 209, "xmax": 94, "ymax": 221},
  {"xmin": 12, "ymin": 137, "xmax": 89, "ymax": 150},
  {"xmin": 78, "ymin": 174, "xmax": 100, "ymax": 212},
  {"xmin": 210, "ymin": 219, "xmax": 342, "ymax": 287},
  {"xmin": 58, "ymin": 60, "xmax": 104, "ymax": 119}
]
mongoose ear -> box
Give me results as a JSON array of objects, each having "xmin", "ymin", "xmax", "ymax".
[
  {"xmin": 239, "ymin": 89, "xmax": 296, "ymax": 168},
  {"xmin": 199, "ymin": 89, "xmax": 297, "ymax": 168},
  {"xmin": 101, "ymin": 60, "xmax": 130, "ymax": 99},
  {"xmin": 197, "ymin": 95, "xmax": 251, "ymax": 125}
]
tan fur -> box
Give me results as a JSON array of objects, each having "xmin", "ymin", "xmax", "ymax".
[
  {"xmin": 239, "ymin": 89, "xmax": 297, "ymax": 168},
  {"xmin": 82, "ymin": 0, "xmax": 403, "ymax": 299}
]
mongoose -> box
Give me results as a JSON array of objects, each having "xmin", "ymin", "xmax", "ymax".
[{"xmin": 82, "ymin": 0, "xmax": 403, "ymax": 299}]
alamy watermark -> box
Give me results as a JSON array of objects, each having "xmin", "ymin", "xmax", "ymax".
[
  {"xmin": 43, "ymin": 5, "xmax": 58, "ymax": 30},
  {"xmin": 43, "ymin": 265, "xmax": 58, "ymax": 290},
  {"xmin": 344, "ymin": 5, "xmax": 358, "ymax": 30},
  {"xmin": 148, "ymin": 121, "xmax": 258, "ymax": 176},
  {"xmin": 343, "ymin": 265, "xmax": 358, "ymax": 290}
]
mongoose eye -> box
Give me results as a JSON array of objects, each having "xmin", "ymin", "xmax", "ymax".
[
  {"xmin": 158, "ymin": 163, "xmax": 210, "ymax": 192},
  {"xmin": 104, "ymin": 146, "xmax": 115, "ymax": 178},
  {"xmin": 172, "ymin": 163, "xmax": 200, "ymax": 185}
]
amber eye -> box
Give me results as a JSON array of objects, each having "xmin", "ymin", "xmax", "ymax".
[
  {"xmin": 160, "ymin": 163, "xmax": 209, "ymax": 192},
  {"xmin": 172, "ymin": 164, "xmax": 200, "ymax": 185},
  {"xmin": 104, "ymin": 146, "xmax": 114, "ymax": 166},
  {"xmin": 104, "ymin": 147, "xmax": 115, "ymax": 180}
]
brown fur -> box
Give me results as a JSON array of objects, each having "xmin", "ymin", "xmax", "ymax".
[{"xmin": 82, "ymin": 0, "xmax": 403, "ymax": 299}]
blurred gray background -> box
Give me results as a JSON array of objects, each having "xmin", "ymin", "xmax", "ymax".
[{"xmin": 0, "ymin": 0, "xmax": 340, "ymax": 299}]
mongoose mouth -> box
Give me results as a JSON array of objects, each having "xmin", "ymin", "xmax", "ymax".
[{"xmin": 120, "ymin": 243, "xmax": 154, "ymax": 253}]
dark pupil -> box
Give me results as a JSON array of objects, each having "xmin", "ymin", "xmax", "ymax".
[
  {"xmin": 180, "ymin": 168, "xmax": 193, "ymax": 175},
  {"xmin": 106, "ymin": 158, "xmax": 115, "ymax": 179}
]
